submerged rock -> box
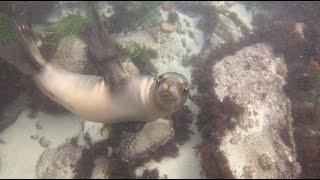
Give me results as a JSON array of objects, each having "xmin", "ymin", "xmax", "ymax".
[
  {"xmin": 36, "ymin": 138, "xmax": 89, "ymax": 179},
  {"xmin": 82, "ymin": 121, "xmax": 110, "ymax": 144},
  {"xmin": 38, "ymin": 137, "xmax": 51, "ymax": 148},
  {"xmin": 118, "ymin": 118, "xmax": 175, "ymax": 162},
  {"xmin": 209, "ymin": 14, "xmax": 243, "ymax": 51},
  {"xmin": 210, "ymin": 43, "xmax": 301, "ymax": 178},
  {"xmin": 50, "ymin": 35, "xmax": 98, "ymax": 74}
]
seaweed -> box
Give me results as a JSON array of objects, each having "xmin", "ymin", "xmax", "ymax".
[
  {"xmin": 194, "ymin": 142, "xmax": 232, "ymax": 178},
  {"xmin": 118, "ymin": 41, "xmax": 158, "ymax": 76},
  {"xmin": 294, "ymin": 126, "xmax": 320, "ymax": 178},
  {"xmin": 150, "ymin": 141, "xmax": 179, "ymax": 162},
  {"xmin": 137, "ymin": 168, "xmax": 160, "ymax": 179},
  {"xmin": 33, "ymin": 14, "xmax": 91, "ymax": 43},
  {"xmin": 171, "ymin": 105, "xmax": 194, "ymax": 145},
  {"xmin": 131, "ymin": 1, "xmax": 159, "ymax": 27}
]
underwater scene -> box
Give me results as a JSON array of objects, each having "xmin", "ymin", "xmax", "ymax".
[{"xmin": 0, "ymin": 1, "xmax": 320, "ymax": 179}]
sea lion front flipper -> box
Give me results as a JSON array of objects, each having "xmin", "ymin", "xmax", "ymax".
[
  {"xmin": 82, "ymin": 2, "xmax": 129, "ymax": 91},
  {"xmin": 13, "ymin": 17, "xmax": 47, "ymax": 68},
  {"xmin": 0, "ymin": 16, "xmax": 45, "ymax": 75}
]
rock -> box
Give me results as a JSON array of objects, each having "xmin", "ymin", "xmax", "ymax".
[
  {"xmin": 184, "ymin": 19, "xmax": 190, "ymax": 27},
  {"xmin": 82, "ymin": 121, "xmax": 110, "ymax": 144},
  {"xmin": 176, "ymin": 27, "xmax": 185, "ymax": 34},
  {"xmin": 31, "ymin": 134, "xmax": 39, "ymax": 140},
  {"xmin": 39, "ymin": 137, "xmax": 51, "ymax": 148},
  {"xmin": 91, "ymin": 155, "xmax": 109, "ymax": 179},
  {"xmin": 209, "ymin": 14, "xmax": 243, "ymax": 51},
  {"xmin": 188, "ymin": 31, "xmax": 194, "ymax": 39},
  {"xmin": 181, "ymin": 38, "xmax": 187, "ymax": 48},
  {"xmin": 160, "ymin": 23, "xmax": 175, "ymax": 33},
  {"xmin": 186, "ymin": 47, "xmax": 192, "ymax": 53},
  {"xmin": 211, "ymin": 43, "xmax": 301, "ymax": 178},
  {"xmin": 118, "ymin": 118, "xmax": 175, "ymax": 161},
  {"xmin": 259, "ymin": 154, "xmax": 274, "ymax": 171},
  {"xmin": 50, "ymin": 36, "xmax": 98, "ymax": 74},
  {"xmin": 36, "ymin": 137, "xmax": 88, "ymax": 179}
]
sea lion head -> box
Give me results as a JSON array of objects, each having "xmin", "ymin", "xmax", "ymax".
[{"xmin": 152, "ymin": 72, "xmax": 190, "ymax": 114}]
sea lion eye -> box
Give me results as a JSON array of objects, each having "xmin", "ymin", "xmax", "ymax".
[
  {"xmin": 182, "ymin": 84, "xmax": 189, "ymax": 93},
  {"xmin": 156, "ymin": 75, "xmax": 164, "ymax": 84}
]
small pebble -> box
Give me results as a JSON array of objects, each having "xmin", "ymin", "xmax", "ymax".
[
  {"xmin": 39, "ymin": 137, "xmax": 51, "ymax": 148},
  {"xmin": 31, "ymin": 134, "xmax": 39, "ymax": 140},
  {"xmin": 187, "ymin": 47, "xmax": 192, "ymax": 53},
  {"xmin": 184, "ymin": 19, "xmax": 190, "ymax": 27},
  {"xmin": 176, "ymin": 28, "xmax": 185, "ymax": 34},
  {"xmin": 181, "ymin": 38, "xmax": 187, "ymax": 48},
  {"xmin": 188, "ymin": 31, "xmax": 194, "ymax": 39},
  {"xmin": 259, "ymin": 154, "xmax": 273, "ymax": 171},
  {"xmin": 28, "ymin": 109, "xmax": 38, "ymax": 119}
]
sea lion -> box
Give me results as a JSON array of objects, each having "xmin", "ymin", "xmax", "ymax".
[{"xmin": 0, "ymin": 20, "xmax": 190, "ymax": 124}]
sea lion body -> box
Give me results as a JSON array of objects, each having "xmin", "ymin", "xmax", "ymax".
[
  {"xmin": 34, "ymin": 64, "xmax": 163, "ymax": 123},
  {"xmin": 0, "ymin": 17, "xmax": 189, "ymax": 124}
]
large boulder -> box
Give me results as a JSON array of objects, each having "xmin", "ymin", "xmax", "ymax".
[
  {"xmin": 211, "ymin": 43, "xmax": 301, "ymax": 178},
  {"xmin": 35, "ymin": 137, "xmax": 89, "ymax": 179},
  {"xmin": 209, "ymin": 14, "xmax": 244, "ymax": 51},
  {"xmin": 118, "ymin": 118, "xmax": 175, "ymax": 162},
  {"xmin": 50, "ymin": 36, "xmax": 98, "ymax": 74}
]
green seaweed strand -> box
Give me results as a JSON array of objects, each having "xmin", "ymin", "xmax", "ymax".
[
  {"xmin": 33, "ymin": 14, "xmax": 91, "ymax": 41},
  {"xmin": 120, "ymin": 41, "xmax": 158, "ymax": 76}
]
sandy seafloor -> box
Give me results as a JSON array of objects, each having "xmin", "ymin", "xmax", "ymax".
[{"xmin": 0, "ymin": 2, "xmax": 252, "ymax": 178}]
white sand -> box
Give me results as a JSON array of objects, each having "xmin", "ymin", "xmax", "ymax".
[{"xmin": 0, "ymin": 110, "xmax": 83, "ymax": 178}]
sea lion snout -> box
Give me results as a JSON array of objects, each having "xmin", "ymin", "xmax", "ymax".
[{"xmin": 153, "ymin": 72, "xmax": 190, "ymax": 113}]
